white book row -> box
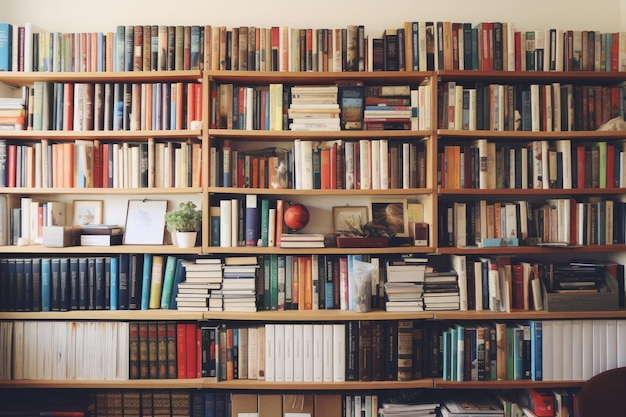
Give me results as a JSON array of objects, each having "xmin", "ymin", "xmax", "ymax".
[
  {"xmin": 1, "ymin": 321, "xmax": 129, "ymax": 381},
  {"xmin": 542, "ymin": 319, "xmax": 626, "ymax": 381},
  {"xmin": 263, "ymin": 323, "xmax": 345, "ymax": 383}
]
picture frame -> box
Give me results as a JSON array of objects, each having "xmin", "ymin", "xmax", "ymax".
[
  {"xmin": 123, "ymin": 199, "xmax": 168, "ymax": 245},
  {"xmin": 72, "ymin": 200, "xmax": 103, "ymax": 226},
  {"xmin": 369, "ymin": 198, "xmax": 409, "ymax": 237},
  {"xmin": 332, "ymin": 205, "xmax": 369, "ymax": 234}
]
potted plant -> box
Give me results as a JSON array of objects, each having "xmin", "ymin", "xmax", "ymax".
[
  {"xmin": 335, "ymin": 218, "xmax": 394, "ymax": 248},
  {"xmin": 164, "ymin": 201, "xmax": 202, "ymax": 248}
]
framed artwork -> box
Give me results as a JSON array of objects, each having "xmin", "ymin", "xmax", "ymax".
[
  {"xmin": 332, "ymin": 205, "xmax": 368, "ymax": 234},
  {"xmin": 123, "ymin": 199, "xmax": 168, "ymax": 245},
  {"xmin": 369, "ymin": 198, "xmax": 409, "ymax": 237},
  {"xmin": 73, "ymin": 200, "xmax": 103, "ymax": 226}
]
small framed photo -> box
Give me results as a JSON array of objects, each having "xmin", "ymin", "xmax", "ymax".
[
  {"xmin": 332, "ymin": 206, "xmax": 368, "ymax": 234},
  {"xmin": 123, "ymin": 199, "xmax": 168, "ymax": 245},
  {"xmin": 369, "ymin": 198, "xmax": 409, "ymax": 237},
  {"xmin": 73, "ymin": 200, "xmax": 103, "ymax": 226}
]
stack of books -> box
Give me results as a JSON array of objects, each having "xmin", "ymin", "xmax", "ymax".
[
  {"xmin": 79, "ymin": 224, "xmax": 123, "ymax": 246},
  {"xmin": 363, "ymin": 85, "xmax": 413, "ymax": 131},
  {"xmin": 279, "ymin": 233, "xmax": 325, "ymax": 248},
  {"xmin": 216, "ymin": 256, "xmax": 259, "ymax": 312},
  {"xmin": 384, "ymin": 257, "xmax": 427, "ymax": 312},
  {"xmin": 0, "ymin": 95, "xmax": 27, "ymax": 130},
  {"xmin": 287, "ymin": 85, "xmax": 340, "ymax": 131},
  {"xmin": 422, "ymin": 270, "xmax": 460, "ymax": 311},
  {"xmin": 176, "ymin": 258, "xmax": 223, "ymax": 312}
]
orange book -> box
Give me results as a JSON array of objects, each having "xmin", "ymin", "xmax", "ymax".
[
  {"xmin": 194, "ymin": 83, "xmax": 203, "ymax": 125},
  {"xmin": 275, "ymin": 199, "xmax": 284, "ymax": 247},
  {"xmin": 291, "ymin": 256, "xmax": 299, "ymax": 310},
  {"xmin": 176, "ymin": 323, "xmax": 187, "ymax": 379},
  {"xmin": 251, "ymin": 157, "xmax": 259, "ymax": 188},
  {"xmin": 302, "ymin": 256, "xmax": 312, "ymax": 310},
  {"xmin": 7, "ymin": 144, "xmax": 16, "ymax": 187},
  {"xmin": 63, "ymin": 142, "xmax": 74, "ymax": 188},
  {"xmin": 320, "ymin": 148, "xmax": 331, "ymax": 189},
  {"xmin": 226, "ymin": 327, "xmax": 234, "ymax": 380},
  {"xmin": 54, "ymin": 143, "xmax": 62, "ymax": 188}
]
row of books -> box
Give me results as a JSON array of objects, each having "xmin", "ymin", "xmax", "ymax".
[
  {"xmin": 211, "ymin": 82, "xmax": 430, "ymax": 132},
  {"xmin": 203, "ymin": 319, "xmax": 429, "ymax": 383},
  {"xmin": 92, "ymin": 389, "xmax": 199, "ymax": 417},
  {"xmin": 439, "ymin": 198, "xmax": 626, "ymax": 249},
  {"xmin": 210, "ymin": 139, "xmax": 427, "ymax": 190},
  {"xmin": 3, "ymin": 21, "xmax": 626, "ymax": 74},
  {"xmin": 0, "ymin": 138, "xmax": 202, "ymax": 190},
  {"xmin": 450, "ymin": 255, "xmax": 623, "ymax": 313},
  {"xmin": 0, "ymin": 254, "xmax": 189, "ymax": 312},
  {"xmin": 0, "ymin": 320, "xmax": 129, "ymax": 380},
  {"xmin": 441, "ymin": 319, "xmax": 626, "ymax": 383},
  {"xmin": 5, "ymin": 81, "xmax": 202, "ymax": 131},
  {"xmin": 438, "ymin": 82, "xmax": 625, "ymax": 132},
  {"xmin": 440, "ymin": 139, "xmax": 626, "ymax": 190}
]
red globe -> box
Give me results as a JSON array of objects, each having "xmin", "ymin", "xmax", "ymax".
[{"xmin": 283, "ymin": 203, "xmax": 310, "ymax": 232}]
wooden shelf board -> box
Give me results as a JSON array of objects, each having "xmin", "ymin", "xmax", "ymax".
[{"xmin": 208, "ymin": 187, "xmax": 431, "ymax": 196}]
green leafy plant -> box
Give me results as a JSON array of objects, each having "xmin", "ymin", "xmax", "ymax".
[
  {"xmin": 164, "ymin": 201, "xmax": 202, "ymax": 232},
  {"xmin": 337, "ymin": 218, "xmax": 395, "ymax": 238}
]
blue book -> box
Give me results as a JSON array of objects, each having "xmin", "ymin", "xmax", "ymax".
[
  {"xmin": 22, "ymin": 259, "xmax": 33, "ymax": 311},
  {"xmin": 0, "ymin": 23, "xmax": 12, "ymax": 71},
  {"xmin": 40, "ymin": 258, "xmax": 51, "ymax": 312},
  {"xmin": 110, "ymin": 256, "xmax": 119, "ymax": 310},
  {"xmin": 31, "ymin": 258, "xmax": 41, "ymax": 312},
  {"xmin": 244, "ymin": 194, "xmax": 259, "ymax": 246},
  {"xmin": 324, "ymin": 256, "xmax": 334, "ymax": 309},
  {"xmin": 77, "ymin": 258, "xmax": 88, "ymax": 310},
  {"xmin": 160, "ymin": 255, "xmax": 178, "ymax": 309},
  {"xmin": 58, "ymin": 258, "xmax": 69, "ymax": 312},
  {"xmin": 94, "ymin": 257, "xmax": 105, "ymax": 310},
  {"xmin": 456, "ymin": 324, "xmax": 465, "ymax": 381},
  {"xmin": 450, "ymin": 326, "xmax": 458, "ymax": 381},
  {"xmin": 104, "ymin": 257, "xmax": 111, "ymax": 309},
  {"xmin": 530, "ymin": 320, "xmax": 543, "ymax": 381},
  {"xmin": 203, "ymin": 391, "xmax": 216, "ymax": 417},
  {"xmin": 168, "ymin": 258, "xmax": 185, "ymax": 310},
  {"xmin": 49, "ymin": 258, "xmax": 60, "ymax": 311},
  {"xmin": 117, "ymin": 254, "xmax": 130, "ymax": 310},
  {"xmin": 69, "ymin": 258, "xmax": 79, "ymax": 310},
  {"xmin": 442, "ymin": 329, "xmax": 451, "ymax": 381},
  {"xmin": 141, "ymin": 254, "xmax": 152, "ymax": 310}
]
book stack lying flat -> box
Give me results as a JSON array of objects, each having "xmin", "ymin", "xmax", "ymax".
[
  {"xmin": 279, "ymin": 233, "xmax": 325, "ymax": 248},
  {"xmin": 79, "ymin": 224, "xmax": 123, "ymax": 246},
  {"xmin": 384, "ymin": 257, "xmax": 427, "ymax": 312},
  {"xmin": 216, "ymin": 256, "xmax": 259, "ymax": 312},
  {"xmin": 175, "ymin": 257, "xmax": 223, "ymax": 312},
  {"xmin": 288, "ymin": 85, "xmax": 340, "ymax": 131},
  {"xmin": 422, "ymin": 270, "xmax": 460, "ymax": 311}
]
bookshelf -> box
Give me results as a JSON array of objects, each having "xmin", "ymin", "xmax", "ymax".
[{"xmin": 1, "ymin": 18, "xmax": 626, "ymax": 417}]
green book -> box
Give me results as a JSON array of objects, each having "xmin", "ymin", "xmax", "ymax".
[
  {"xmin": 159, "ymin": 255, "xmax": 177, "ymax": 309},
  {"xmin": 260, "ymin": 199, "xmax": 270, "ymax": 247},
  {"xmin": 270, "ymin": 254, "xmax": 278, "ymax": 310}
]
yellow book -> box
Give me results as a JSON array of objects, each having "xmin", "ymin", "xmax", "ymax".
[{"xmin": 148, "ymin": 255, "xmax": 164, "ymax": 309}]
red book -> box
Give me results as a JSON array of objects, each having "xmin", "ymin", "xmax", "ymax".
[
  {"xmin": 275, "ymin": 199, "xmax": 284, "ymax": 247},
  {"xmin": 93, "ymin": 140, "xmax": 102, "ymax": 188},
  {"xmin": 339, "ymin": 256, "xmax": 349, "ymax": 310},
  {"xmin": 610, "ymin": 32, "xmax": 619, "ymax": 72},
  {"xmin": 511, "ymin": 264, "xmax": 525, "ymax": 310},
  {"xmin": 569, "ymin": 198, "xmax": 578, "ymax": 245},
  {"xmin": 271, "ymin": 27, "xmax": 279, "ymax": 71},
  {"xmin": 320, "ymin": 148, "xmax": 331, "ymax": 189},
  {"xmin": 194, "ymin": 84, "xmax": 202, "ymax": 125},
  {"xmin": 196, "ymin": 326, "xmax": 202, "ymax": 378},
  {"xmin": 607, "ymin": 144, "xmax": 615, "ymax": 188},
  {"xmin": 236, "ymin": 155, "xmax": 244, "ymax": 188},
  {"xmin": 176, "ymin": 323, "xmax": 187, "ymax": 379},
  {"xmin": 514, "ymin": 31, "xmax": 522, "ymax": 72},
  {"xmin": 185, "ymin": 322, "xmax": 197, "ymax": 379},
  {"xmin": 577, "ymin": 145, "xmax": 586, "ymax": 189},
  {"xmin": 7, "ymin": 144, "xmax": 16, "ymax": 187}
]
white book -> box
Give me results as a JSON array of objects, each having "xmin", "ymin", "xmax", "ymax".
[
  {"xmin": 402, "ymin": 142, "xmax": 410, "ymax": 189},
  {"xmin": 265, "ymin": 323, "xmax": 275, "ymax": 381},
  {"xmin": 322, "ymin": 323, "xmax": 334, "ymax": 382},
  {"xmin": 313, "ymin": 324, "xmax": 324, "ymax": 382},
  {"xmin": 359, "ymin": 139, "xmax": 371, "ymax": 190},
  {"xmin": 284, "ymin": 324, "xmax": 294, "ymax": 382},
  {"xmin": 257, "ymin": 325, "xmax": 266, "ymax": 380},
  {"xmin": 606, "ymin": 319, "xmax": 618, "ymax": 372},
  {"xmin": 581, "ymin": 320, "xmax": 594, "ymax": 380},
  {"xmin": 293, "ymin": 139, "xmax": 302, "ymax": 189},
  {"xmin": 379, "ymin": 140, "xmax": 389, "ymax": 189},
  {"xmin": 530, "ymin": 84, "xmax": 540, "ymax": 132},
  {"xmin": 231, "ymin": 198, "xmax": 239, "ymax": 247},
  {"xmin": 238, "ymin": 327, "xmax": 249, "ymax": 380},
  {"xmin": 556, "ymin": 140, "xmax": 572, "ymax": 189},
  {"xmin": 370, "ymin": 139, "xmax": 380, "ymax": 189},
  {"xmin": 344, "ymin": 142, "xmax": 355, "ymax": 189},
  {"xmin": 552, "ymin": 83, "xmax": 561, "ymax": 131},
  {"xmin": 561, "ymin": 320, "xmax": 572, "ymax": 380},
  {"xmin": 332, "ymin": 323, "xmax": 345, "ymax": 382},
  {"xmin": 592, "ymin": 319, "xmax": 607, "ymax": 376},
  {"xmin": 473, "ymin": 139, "xmax": 488, "ymax": 189},
  {"xmin": 618, "ymin": 320, "xmax": 626, "ymax": 367},
  {"xmin": 292, "ymin": 323, "xmax": 303, "ymax": 382},
  {"xmin": 268, "ymin": 208, "xmax": 276, "ymax": 247},
  {"xmin": 571, "ymin": 319, "xmax": 583, "ymax": 380},
  {"xmin": 541, "ymin": 320, "xmax": 553, "ymax": 381},
  {"xmin": 248, "ymin": 327, "xmax": 259, "ymax": 379},
  {"xmin": 552, "ymin": 320, "xmax": 564, "ymax": 380},
  {"xmin": 19, "ymin": 197, "xmax": 31, "ymax": 246},
  {"xmin": 274, "ymin": 323, "xmax": 285, "ymax": 382},
  {"xmin": 473, "ymin": 260, "xmax": 483, "ymax": 311},
  {"xmin": 299, "ymin": 140, "xmax": 313, "ymax": 190},
  {"xmin": 219, "ymin": 199, "xmax": 232, "ymax": 247},
  {"xmin": 303, "ymin": 324, "xmax": 314, "ymax": 382}
]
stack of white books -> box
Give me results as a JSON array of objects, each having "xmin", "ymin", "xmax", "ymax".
[
  {"xmin": 384, "ymin": 257, "xmax": 427, "ymax": 312},
  {"xmin": 175, "ymin": 258, "xmax": 223, "ymax": 312},
  {"xmin": 279, "ymin": 233, "xmax": 325, "ymax": 248},
  {"xmin": 218, "ymin": 256, "xmax": 259, "ymax": 312},
  {"xmin": 288, "ymin": 85, "xmax": 340, "ymax": 131}
]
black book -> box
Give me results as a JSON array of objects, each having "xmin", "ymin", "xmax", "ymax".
[
  {"xmin": 117, "ymin": 254, "xmax": 130, "ymax": 310},
  {"xmin": 345, "ymin": 320, "xmax": 359, "ymax": 381},
  {"xmin": 50, "ymin": 258, "xmax": 60, "ymax": 312},
  {"xmin": 128, "ymin": 253, "xmax": 144, "ymax": 310},
  {"xmin": 31, "ymin": 258, "xmax": 41, "ymax": 312},
  {"xmin": 385, "ymin": 320, "xmax": 398, "ymax": 380},
  {"xmin": 59, "ymin": 257, "xmax": 69, "ymax": 312},
  {"xmin": 87, "ymin": 257, "xmax": 96, "ymax": 309},
  {"xmin": 372, "ymin": 320, "xmax": 386, "ymax": 381},
  {"xmin": 69, "ymin": 257, "xmax": 79, "ymax": 311},
  {"xmin": 104, "ymin": 257, "xmax": 111, "ymax": 309},
  {"xmin": 78, "ymin": 258, "xmax": 88, "ymax": 310},
  {"xmin": 358, "ymin": 320, "xmax": 373, "ymax": 381},
  {"xmin": 94, "ymin": 257, "xmax": 106, "ymax": 310}
]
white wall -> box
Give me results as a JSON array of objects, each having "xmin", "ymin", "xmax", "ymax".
[{"xmin": 3, "ymin": 0, "xmax": 625, "ymax": 35}]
